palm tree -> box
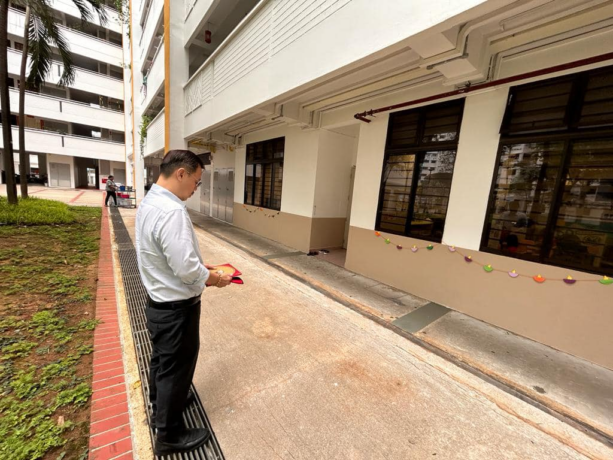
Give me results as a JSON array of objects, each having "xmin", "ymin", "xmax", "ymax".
[
  {"xmin": 0, "ymin": 0, "xmax": 18, "ymax": 204},
  {"xmin": 1, "ymin": 0, "xmax": 106, "ymax": 202}
]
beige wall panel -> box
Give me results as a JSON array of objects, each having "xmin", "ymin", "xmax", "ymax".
[{"xmin": 346, "ymin": 226, "xmax": 613, "ymax": 370}]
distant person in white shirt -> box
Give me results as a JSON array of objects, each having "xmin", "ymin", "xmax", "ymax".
[
  {"xmin": 104, "ymin": 175, "xmax": 117, "ymax": 207},
  {"xmin": 135, "ymin": 150, "xmax": 232, "ymax": 456}
]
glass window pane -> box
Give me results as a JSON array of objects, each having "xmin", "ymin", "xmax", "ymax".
[
  {"xmin": 262, "ymin": 164, "xmax": 273, "ymax": 208},
  {"xmin": 377, "ymin": 154, "xmax": 416, "ymax": 234},
  {"xmin": 245, "ymin": 165, "xmax": 254, "ymax": 205},
  {"xmin": 484, "ymin": 142, "xmax": 565, "ymax": 260},
  {"xmin": 253, "ymin": 164, "xmax": 263, "ymax": 207},
  {"xmin": 409, "ymin": 150, "xmax": 456, "ymax": 240},
  {"xmin": 271, "ymin": 163, "xmax": 283, "ymax": 210},
  {"xmin": 421, "ymin": 104, "xmax": 463, "ymax": 144},
  {"xmin": 548, "ymin": 139, "xmax": 613, "ymax": 274},
  {"xmin": 579, "ymin": 70, "xmax": 613, "ymax": 128},
  {"xmin": 504, "ymin": 79, "xmax": 573, "ymax": 134}
]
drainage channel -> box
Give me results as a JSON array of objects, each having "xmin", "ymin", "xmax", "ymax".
[{"xmin": 109, "ymin": 208, "xmax": 225, "ymax": 460}]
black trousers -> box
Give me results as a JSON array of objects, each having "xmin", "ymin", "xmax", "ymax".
[
  {"xmin": 105, "ymin": 191, "xmax": 117, "ymax": 206},
  {"xmin": 146, "ymin": 296, "xmax": 201, "ymax": 435}
]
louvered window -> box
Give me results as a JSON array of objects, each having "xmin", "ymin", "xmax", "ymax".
[
  {"xmin": 376, "ymin": 99, "xmax": 465, "ymax": 242},
  {"xmin": 245, "ymin": 137, "xmax": 284, "ymax": 210},
  {"xmin": 482, "ymin": 66, "xmax": 613, "ymax": 275}
]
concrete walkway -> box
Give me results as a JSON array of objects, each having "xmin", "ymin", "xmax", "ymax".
[
  {"xmin": 188, "ymin": 211, "xmax": 613, "ymax": 445},
  {"xmin": 0, "ymin": 184, "xmax": 104, "ymax": 206},
  {"xmin": 118, "ymin": 208, "xmax": 611, "ymax": 460}
]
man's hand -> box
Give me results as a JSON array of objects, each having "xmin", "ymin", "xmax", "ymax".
[{"xmin": 216, "ymin": 274, "xmax": 233, "ymax": 288}]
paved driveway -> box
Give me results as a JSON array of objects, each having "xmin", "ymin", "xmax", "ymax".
[{"xmin": 0, "ymin": 184, "xmax": 104, "ymax": 206}]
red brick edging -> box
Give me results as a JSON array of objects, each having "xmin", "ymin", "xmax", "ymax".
[{"xmin": 88, "ymin": 205, "xmax": 134, "ymax": 460}]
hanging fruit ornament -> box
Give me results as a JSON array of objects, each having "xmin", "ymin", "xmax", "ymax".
[
  {"xmin": 508, "ymin": 270, "xmax": 519, "ymax": 278},
  {"xmin": 533, "ymin": 274, "xmax": 546, "ymax": 283},
  {"xmin": 599, "ymin": 276, "xmax": 613, "ymax": 285},
  {"xmin": 411, "ymin": 245, "xmax": 418, "ymax": 253},
  {"xmin": 483, "ymin": 264, "xmax": 494, "ymax": 273},
  {"xmin": 396, "ymin": 245, "xmax": 403, "ymax": 250},
  {"xmin": 384, "ymin": 238, "xmax": 391, "ymax": 245},
  {"xmin": 563, "ymin": 276, "xmax": 576, "ymax": 285},
  {"xmin": 448, "ymin": 246, "xmax": 456, "ymax": 252},
  {"xmin": 426, "ymin": 244, "xmax": 434, "ymax": 250},
  {"xmin": 465, "ymin": 255, "xmax": 473, "ymax": 263}
]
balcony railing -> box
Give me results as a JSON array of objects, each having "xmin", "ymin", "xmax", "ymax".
[
  {"xmin": 8, "ymin": 8, "xmax": 123, "ymax": 67},
  {"xmin": 141, "ymin": 41, "xmax": 164, "ymax": 109},
  {"xmin": 184, "ymin": 0, "xmax": 354, "ymax": 115},
  {"xmin": 139, "ymin": 0, "xmax": 163, "ymax": 60},
  {"xmin": 0, "ymin": 126, "xmax": 125, "ymax": 162},
  {"xmin": 8, "ymin": 49, "xmax": 124, "ymax": 100},
  {"xmin": 51, "ymin": 0, "xmax": 122, "ymax": 34},
  {"xmin": 145, "ymin": 108, "xmax": 164, "ymax": 157},
  {"xmin": 8, "ymin": 88, "xmax": 125, "ymax": 132}
]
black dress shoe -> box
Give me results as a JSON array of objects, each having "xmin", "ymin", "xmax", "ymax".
[
  {"xmin": 154, "ymin": 427, "xmax": 211, "ymax": 455},
  {"xmin": 150, "ymin": 389, "xmax": 197, "ymax": 430}
]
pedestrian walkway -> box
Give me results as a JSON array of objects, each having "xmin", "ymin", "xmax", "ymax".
[
  {"xmin": 115, "ymin": 207, "xmax": 611, "ymax": 459},
  {"xmin": 0, "ymin": 184, "xmax": 104, "ymax": 206},
  {"xmin": 186, "ymin": 211, "xmax": 613, "ymax": 447}
]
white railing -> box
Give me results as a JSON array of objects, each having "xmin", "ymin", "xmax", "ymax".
[
  {"xmin": 139, "ymin": 0, "xmax": 163, "ymax": 60},
  {"xmin": 8, "ymin": 89, "xmax": 124, "ymax": 132},
  {"xmin": 51, "ymin": 0, "xmax": 122, "ymax": 33},
  {"xmin": 8, "ymin": 9, "xmax": 122, "ymax": 67},
  {"xmin": 8, "ymin": 49, "xmax": 124, "ymax": 99},
  {"xmin": 184, "ymin": 0, "xmax": 352, "ymax": 115},
  {"xmin": 141, "ymin": 41, "xmax": 164, "ymax": 109},
  {"xmin": 145, "ymin": 108, "xmax": 164, "ymax": 157},
  {"xmin": 0, "ymin": 126, "xmax": 125, "ymax": 162}
]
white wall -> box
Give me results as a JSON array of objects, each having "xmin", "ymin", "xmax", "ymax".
[
  {"xmin": 313, "ymin": 130, "xmax": 357, "ymax": 218},
  {"xmin": 47, "ymin": 153, "xmax": 75, "ymax": 188},
  {"xmin": 234, "ymin": 145, "xmax": 246, "ymax": 204},
  {"xmin": 350, "ymin": 116, "xmax": 388, "ymax": 229},
  {"xmin": 168, "ymin": 0, "xmax": 189, "ymax": 150},
  {"xmin": 184, "ymin": 0, "xmax": 489, "ymax": 137},
  {"xmin": 442, "ymin": 88, "xmax": 509, "ymax": 250}
]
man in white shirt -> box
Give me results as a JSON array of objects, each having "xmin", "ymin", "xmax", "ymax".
[{"xmin": 136, "ymin": 150, "xmax": 232, "ymax": 455}]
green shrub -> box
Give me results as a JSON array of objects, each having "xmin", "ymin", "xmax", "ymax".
[{"xmin": 0, "ymin": 197, "xmax": 75, "ymax": 226}]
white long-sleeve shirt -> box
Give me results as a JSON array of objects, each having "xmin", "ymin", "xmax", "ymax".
[{"xmin": 135, "ymin": 183, "xmax": 210, "ymax": 302}]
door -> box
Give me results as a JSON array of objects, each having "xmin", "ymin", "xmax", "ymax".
[
  {"xmin": 225, "ymin": 168, "xmax": 234, "ymax": 223},
  {"xmin": 200, "ymin": 167, "xmax": 212, "ymax": 216},
  {"xmin": 49, "ymin": 162, "xmax": 71, "ymax": 188},
  {"xmin": 217, "ymin": 169, "xmax": 227, "ymax": 222},
  {"xmin": 211, "ymin": 170, "xmax": 220, "ymax": 219}
]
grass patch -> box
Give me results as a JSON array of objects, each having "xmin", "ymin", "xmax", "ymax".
[
  {"xmin": 0, "ymin": 202, "xmax": 102, "ymax": 460},
  {"xmin": 0, "ymin": 197, "xmax": 76, "ymax": 226}
]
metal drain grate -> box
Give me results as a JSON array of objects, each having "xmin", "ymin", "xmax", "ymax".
[{"xmin": 109, "ymin": 208, "xmax": 225, "ymax": 460}]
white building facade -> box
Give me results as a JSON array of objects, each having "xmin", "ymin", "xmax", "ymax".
[
  {"xmin": 0, "ymin": 0, "xmax": 131, "ymax": 190},
  {"xmin": 129, "ymin": 0, "xmax": 613, "ymax": 370}
]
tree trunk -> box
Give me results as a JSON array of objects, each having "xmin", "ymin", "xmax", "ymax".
[
  {"xmin": 18, "ymin": 6, "xmax": 30, "ymax": 199},
  {"xmin": 0, "ymin": 0, "xmax": 18, "ymax": 204}
]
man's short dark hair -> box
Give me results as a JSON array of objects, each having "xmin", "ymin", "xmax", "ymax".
[{"xmin": 160, "ymin": 150, "xmax": 204, "ymax": 177}]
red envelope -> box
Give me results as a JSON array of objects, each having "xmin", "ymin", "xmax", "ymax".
[{"xmin": 210, "ymin": 264, "xmax": 243, "ymax": 284}]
